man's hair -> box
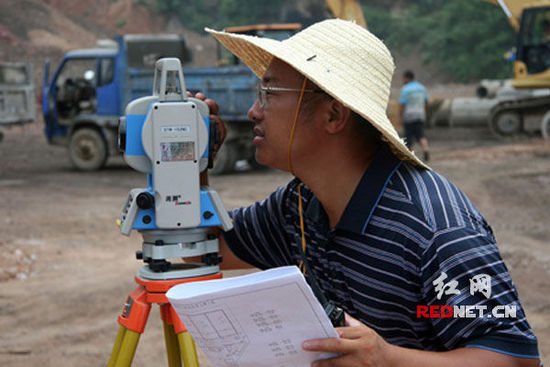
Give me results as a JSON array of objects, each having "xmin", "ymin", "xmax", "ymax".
[{"xmin": 404, "ymin": 70, "xmax": 415, "ymax": 80}]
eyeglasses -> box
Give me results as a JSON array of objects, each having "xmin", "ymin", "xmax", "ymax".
[{"xmin": 256, "ymin": 84, "xmax": 326, "ymax": 109}]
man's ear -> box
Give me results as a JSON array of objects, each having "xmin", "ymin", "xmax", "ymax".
[{"xmin": 324, "ymin": 99, "xmax": 352, "ymax": 134}]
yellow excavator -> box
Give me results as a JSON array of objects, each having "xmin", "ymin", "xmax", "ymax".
[
  {"xmin": 487, "ymin": 0, "xmax": 550, "ymax": 88},
  {"xmin": 483, "ymin": 0, "xmax": 550, "ymax": 136}
]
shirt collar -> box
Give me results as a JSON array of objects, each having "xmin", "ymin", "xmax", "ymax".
[{"xmin": 335, "ymin": 144, "xmax": 402, "ymax": 235}]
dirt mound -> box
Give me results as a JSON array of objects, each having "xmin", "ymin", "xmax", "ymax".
[
  {"xmin": 0, "ymin": 0, "xmax": 205, "ymax": 88},
  {"xmin": 44, "ymin": 0, "xmax": 167, "ymax": 35},
  {"xmin": 0, "ymin": 0, "xmax": 168, "ymax": 54}
]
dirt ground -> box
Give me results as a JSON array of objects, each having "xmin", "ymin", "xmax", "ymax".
[{"xmin": 0, "ymin": 121, "xmax": 549, "ymax": 366}]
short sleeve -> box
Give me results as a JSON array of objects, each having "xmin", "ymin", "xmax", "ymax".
[
  {"xmin": 420, "ymin": 226, "xmax": 540, "ymax": 358},
  {"xmin": 222, "ymin": 182, "xmax": 295, "ymax": 269}
]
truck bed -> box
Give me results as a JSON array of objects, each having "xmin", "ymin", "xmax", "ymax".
[{"xmin": 0, "ymin": 62, "xmax": 36, "ymax": 126}]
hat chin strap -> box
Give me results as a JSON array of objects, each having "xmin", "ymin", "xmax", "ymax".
[
  {"xmin": 286, "ymin": 76, "xmax": 308, "ymax": 176},
  {"xmin": 286, "ymin": 76, "xmax": 308, "ymax": 275}
]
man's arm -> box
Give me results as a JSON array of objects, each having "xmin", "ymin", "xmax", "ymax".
[
  {"xmin": 385, "ymin": 345, "xmax": 540, "ymax": 367},
  {"xmin": 303, "ymin": 315, "xmax": 540, "ymax": 367},
  {"xmin": 183, "ymin": 227, "xmax": 255, "ymax": 270},
  {"xmin": 398, "ymin": 87, "xmax": 407, "ymax": 126},
  {"xmin": 217, "ymin": 229, "xmax": 256, "ymax": 270},
  {"xmin": 398, "ymin": 104, "xmax": 405, "ymax": 124}
]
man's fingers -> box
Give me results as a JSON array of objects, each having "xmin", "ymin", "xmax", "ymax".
[
  {"xmin": 194, "ymin": 92, "xmax": 206, "ymax": 100},
  {"xmin": 205, "ymin": 98, "xmax": 219, "ymax": 115},
  {"xmin": 302, "ymin": 337, "xmax": 355, "ymax": 354},
  {"xmin": 185, "ymin": 91, "xmax": 219, "ymax": 115},
  {"xmin": 335, "ymin": 326, "xmax": 368, "ymax": 340},
  {"xmin": 344, "ymin": 313, "xmax": 361, "ymax": 327},
  {"xmin": 210, "ymin": 114, "xmax": 226, "ymax": 145}
]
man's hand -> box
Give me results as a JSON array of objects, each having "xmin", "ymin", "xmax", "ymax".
[
  {"xmin": 187, "ymin": 91, "xmax": 227, "ymax": 185},
  {"xmin": 187, "ymin": 91, "xmax": 227, "ymax": 151},
  {"xmin": 302, "ymin": 314, "xmax": 540, "ymax": 367},
  {"xmin": 302, "ymin": 314, "xmax": 393, "ymax": 367}
]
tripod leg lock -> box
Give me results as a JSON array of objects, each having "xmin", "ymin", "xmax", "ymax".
[{"xmin": 118, "ymin": 285, "xmax": 152, "ymax": 333}]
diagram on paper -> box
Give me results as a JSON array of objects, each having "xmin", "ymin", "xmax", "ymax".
[
  {"xmin": 187, "ymin": 306, "xmax": 249, "ymax": 366},
  {"xmin": 166, "ymin": 267, "xmax": 340, "ymax": 366}
]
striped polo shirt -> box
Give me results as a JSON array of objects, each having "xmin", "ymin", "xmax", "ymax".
[{"xmin": 223, "ymin": 144, "xmax": 540, "ymax": 358}]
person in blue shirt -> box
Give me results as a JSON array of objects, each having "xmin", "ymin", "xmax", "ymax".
[{"xmin": 399, "ymin": 70, "xmax": 430, "ymax": 162}]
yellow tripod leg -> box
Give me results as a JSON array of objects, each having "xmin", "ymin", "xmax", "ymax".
[
  {"xmin": 112, "ymin": 329, "xmax": 141, "ymax": 367},
  {"xmin": 108, "ymin": 326, "xmax": 127, "ymax": 367},
  {"xmin": 163, "ymin": 321, "xmax": 182, "ymax": 367},
  {"xmin": 177, "ymin": 331, "xmax": 199, "ymax": 367}
]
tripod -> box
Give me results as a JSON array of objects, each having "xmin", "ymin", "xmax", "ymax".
[
  {"xmin": 107, "ymin": 272, "xmax": 222, "ymax": 367},
  {"xmin": 109, "ymin": 201, "xmax": 230, "ymax": 366}
]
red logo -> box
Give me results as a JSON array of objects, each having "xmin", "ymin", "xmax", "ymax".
[{"xmin": 417, "ymin": 305, "xmax": 454, "ymax": 318}]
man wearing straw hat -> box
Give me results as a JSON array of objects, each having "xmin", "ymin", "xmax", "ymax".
[{"xmin": 199, "ymin": 19, "xmax": 540, "ymax": 366}]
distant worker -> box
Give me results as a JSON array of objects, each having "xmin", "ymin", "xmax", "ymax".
[{"xmin": 399, "ymin": 70, "xmax": 430, "ymax": 162}]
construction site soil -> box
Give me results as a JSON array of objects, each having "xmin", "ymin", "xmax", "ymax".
[
  {"xmin": 0, "ymin": 121, "xmax": 549, "ymax": 366},
  {"xmin": 0, "ymin": 1, "xmax": 549, "ymax": 364}
]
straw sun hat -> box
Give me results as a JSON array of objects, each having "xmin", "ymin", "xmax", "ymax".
[{"xmin": 206, "ymin": 19, "xmax": 427, "ymax": 168}]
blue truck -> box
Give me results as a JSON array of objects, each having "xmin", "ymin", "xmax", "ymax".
[{"xmin": 41, "ymin": 25, "xmax": 301, "ymax": 173}]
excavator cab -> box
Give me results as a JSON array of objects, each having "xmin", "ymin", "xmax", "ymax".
[{"xmin": 516, "ymin": 7, "xmax": 550, "ymax": 77}]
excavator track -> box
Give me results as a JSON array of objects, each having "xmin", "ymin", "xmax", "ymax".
[{"xmin": 488, "ymin": 95, "xmax": 550, "ymax": 138}]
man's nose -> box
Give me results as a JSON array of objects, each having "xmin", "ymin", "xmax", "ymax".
[{"xmin": 247, "ymin": 100, "xmax": 263, "ymax": 123}]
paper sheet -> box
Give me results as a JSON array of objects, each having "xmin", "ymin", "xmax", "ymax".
[{"xmin": 166, "ymin": 266, "xmax": 338, "ymax": 367}]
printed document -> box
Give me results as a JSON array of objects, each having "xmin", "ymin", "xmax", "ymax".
[{"xmin": 166, "ymin": 266, "xmax": 338, "ymax": 367}]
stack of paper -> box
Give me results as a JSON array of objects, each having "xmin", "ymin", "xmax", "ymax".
[{"xmin": 166, "ymin": 266, "xmax": 338, "ymax": 367}]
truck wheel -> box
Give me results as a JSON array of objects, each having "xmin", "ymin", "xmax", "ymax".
[
  {"xmin": 69, "ymin": 128, "xmax": 108, "ymax": 171},
  {"xmin": 210, "ymin": 141, "xmax": 237, "ymax": 175},
  {"xmin": 489, "ymin": 111, "xmax": 522, "ymax": 137}
]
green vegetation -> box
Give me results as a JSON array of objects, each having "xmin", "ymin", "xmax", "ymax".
[
  {"xmin": 362, "ymin": 1, "xmax": 515, "ymax": 82},
  {"xmin": 115, "ymin": 18, "xmax": 128, "ymax": 28},
  {"xmin": 135, "ymin": 0, "xmax": 154, "ymax": 10},
  {"xmin": 155, "ymin": 0, "xmax": 285, "ymax": 33},
  {"xmin": 154, "ymin": 0, "xmax": 516, "ymax": 82}
]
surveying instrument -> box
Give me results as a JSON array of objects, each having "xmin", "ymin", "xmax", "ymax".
[{"xmin": 108, "ymin": 58, "xmax": 233, "ymax": 367}]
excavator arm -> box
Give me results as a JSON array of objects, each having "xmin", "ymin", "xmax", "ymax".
[
  {"xmin": 484, "ymin": 0, "xmax": 550, "ymax": 32},
  {"xmin": 484, "ymin": 0, "xmax": 522, "ymax": 31},
  {"xmin": 325, "ymin": 0, "xmax": 367, "ymax": 28}
]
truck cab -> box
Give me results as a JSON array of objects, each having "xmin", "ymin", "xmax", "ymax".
[{"xmin": 42, "ymin": 35, "xmax": 191, "ymax": 170}]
